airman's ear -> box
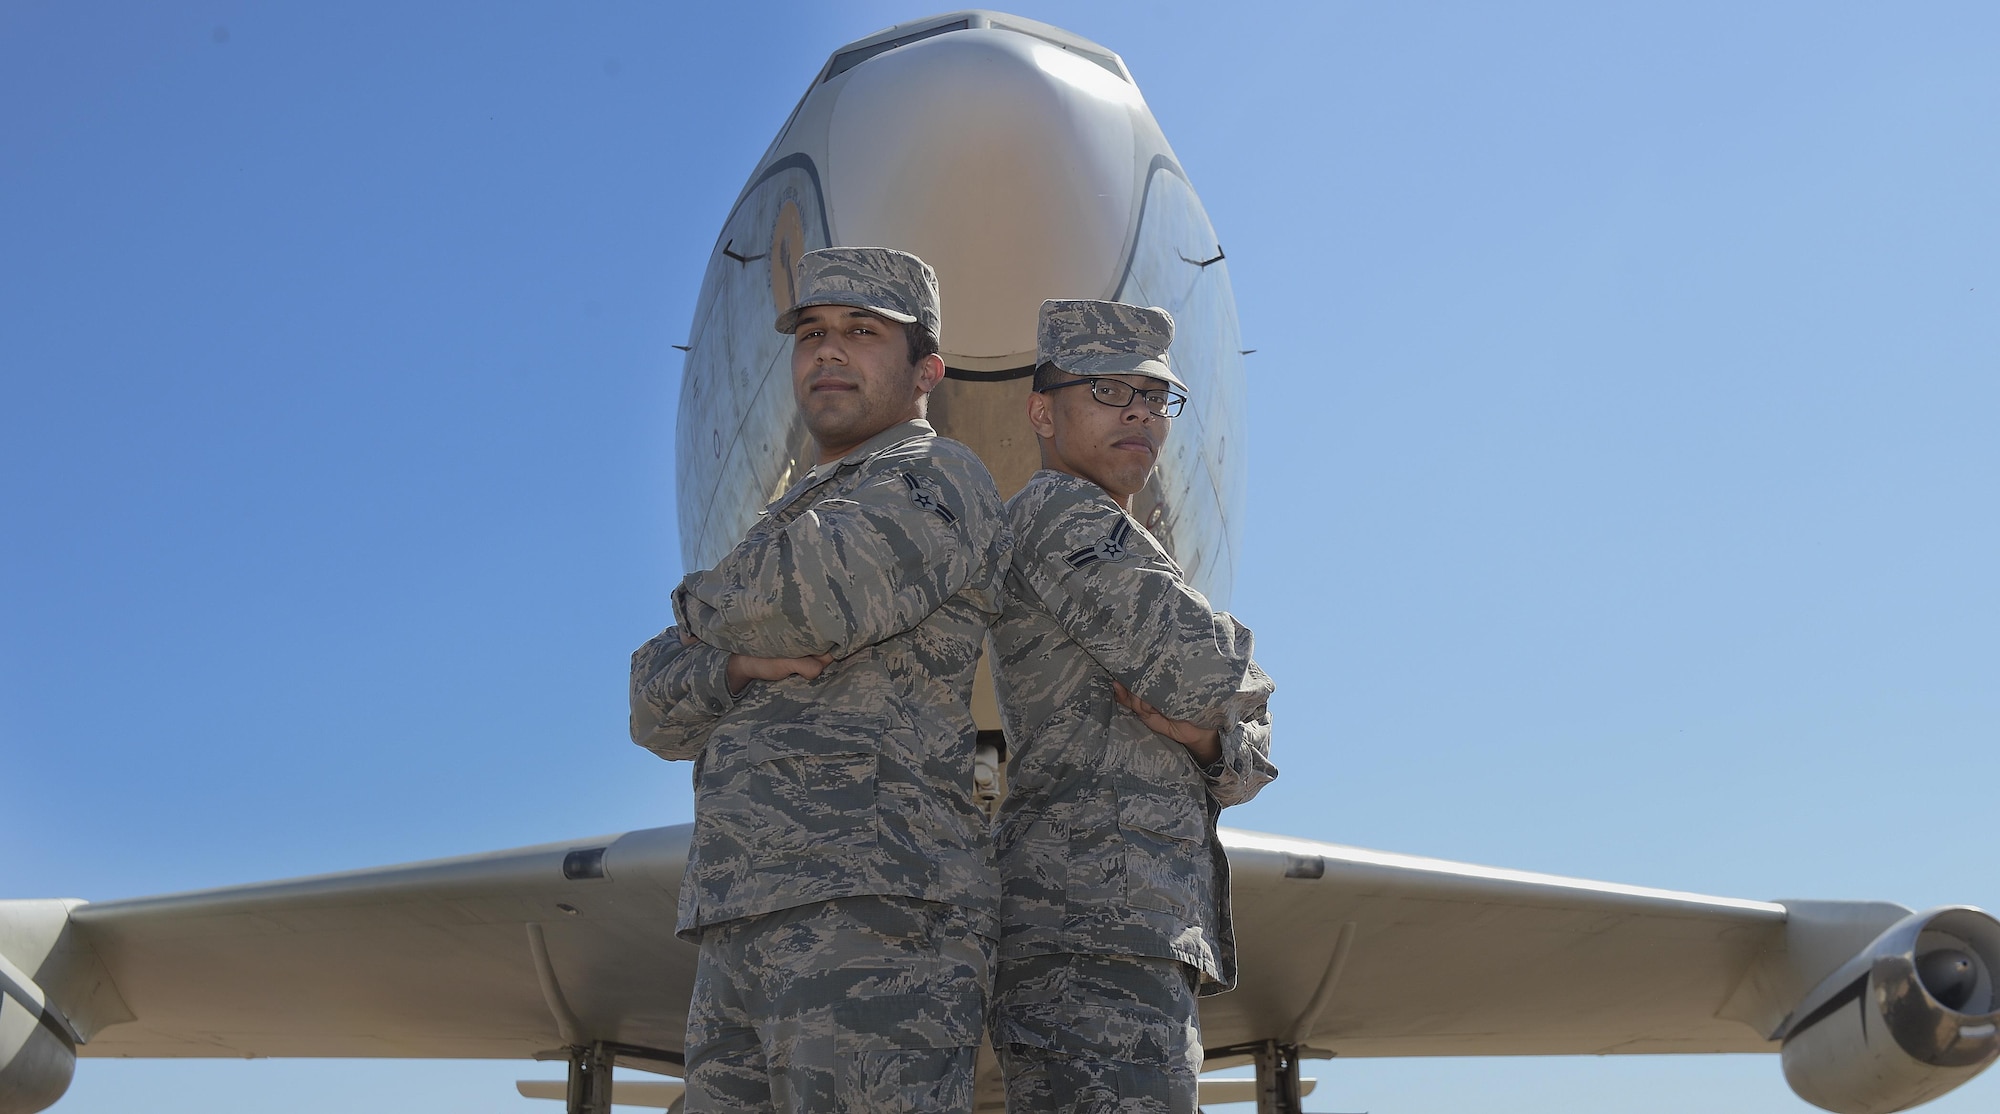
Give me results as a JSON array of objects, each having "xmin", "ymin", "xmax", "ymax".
[
  {"xmin": 913, "ymin": 353, "xmax": 947, "ymax": 396},
  {"xmin": 1026, "ymin": 387, "xmax": 1057, "ymax": 440}
]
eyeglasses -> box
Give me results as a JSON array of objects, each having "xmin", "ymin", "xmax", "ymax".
[{"xmin": 1036, "ymin": 376, "xmax": 1186, "ymax": 417}]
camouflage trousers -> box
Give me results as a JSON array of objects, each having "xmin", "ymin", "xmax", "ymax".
[
  {"xmin": 683, "ymin": 895, "xmax": 993, "ymax": 1114},
  {"xmin": 990, "ymin": 952, "xmax": 1203, "ymax": 1114}
]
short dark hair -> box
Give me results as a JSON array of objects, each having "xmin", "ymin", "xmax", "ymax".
[
  {"xmin": 1032, "ymin": 361, "xmax": 1071, "ymax": 391},
  {"xmin": 905, "ymin": 321, "xmax": 940, "ymax": 366}
]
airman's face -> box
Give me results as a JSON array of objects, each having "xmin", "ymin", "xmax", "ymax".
[
  {"xmin": 1027, "ymin": 372, "xmax": 1174, "ymax": 505},
  {"xmin": 790, "ymin": 306, "xmax": 944, "ymax": 462}
]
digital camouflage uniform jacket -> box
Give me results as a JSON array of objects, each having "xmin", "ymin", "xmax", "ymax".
[
  {"xmin": 629, "ymin": 419, "xmax": 1009, "ymax": 941},
  {"xmin": 990, "ymin": 469, "xmax": 1276, "ymax": 991}
]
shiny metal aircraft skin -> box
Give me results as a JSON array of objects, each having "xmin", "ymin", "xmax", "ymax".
[
  {"xmin": 2, "ymin": 12, "xmax": 1995, "ymax": 1114},
  {"xmin": 676, "ymin": 10, "xmax": 1244, "ymax": 603}
]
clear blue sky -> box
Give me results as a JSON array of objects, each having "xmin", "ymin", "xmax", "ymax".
[{"xmin": 3, "ymin": 3, "xmax": 1995, "ymax": 1112}]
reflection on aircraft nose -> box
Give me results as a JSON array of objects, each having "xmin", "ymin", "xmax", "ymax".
[{"xmin": 826, "ymin": 30, "xmax": 1148, "ymax": 364}]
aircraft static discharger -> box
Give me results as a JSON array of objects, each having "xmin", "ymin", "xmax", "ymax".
[{"xmin": 2, "ymin": 12, "xmax": 1996, "ymax": 1114}]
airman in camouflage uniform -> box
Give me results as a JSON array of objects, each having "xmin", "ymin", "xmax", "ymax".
[
  {"xmin": 988, "ymin": 299, "xmax": 1277, "ymax": 1113},
  {"xmin": 630, "ymin": 247, "xmax": 1009, "ymax": 1114}
]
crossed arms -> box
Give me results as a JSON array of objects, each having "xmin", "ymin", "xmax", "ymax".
[
  {"xmin": 1014, "ymin": 478, "xmax": 1277, "ymax": 807},
  {"xmin": 631, "ymin": 447, "xmax": 992, "ymax": 760}
]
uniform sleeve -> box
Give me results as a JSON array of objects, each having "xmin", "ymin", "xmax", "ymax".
[
  {"xmin": 673, "ymin": 451, "xmax": 1001, "ymax": 659},
  {"xmin": 628, "ymin": 625, "xmax": 736, "ymax": 762},
  {"xmin": 1201, "ymin": 682, "xmax": 1278, "ymax": 809},
  {"xmin": 1016, "ymin": 482, "xmax": 1273, "ymax": 732}
]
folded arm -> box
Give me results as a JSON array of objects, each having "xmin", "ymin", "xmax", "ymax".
[
  {"xmin": 628, "ymin": 626, "xmax": 736, "ymax": 762},
  {"xmin": 675, "ymin": 452, "xmax": 995, "ymax": 659},
  {"xmin": 1020, "ymin": 483, "xmax": 1272, "ymax": 730},
  {"xmin": 1114, "ymin": 671, "xmax": 1278, "ymax": 808},
  {"xmin": 1203, "ymin": 699, "xmax": 1277, "ymax": 808}
]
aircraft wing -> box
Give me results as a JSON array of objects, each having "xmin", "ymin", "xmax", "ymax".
[
  {"xmin": 44, "ymin": 826, "xmax": 699, "ymax": 1071},
  {"xmin": 15, "ymin": 822, "xmax": 1898, "ymax": 1065},
  {"xmin": 6, "ymin": 823, "xmax": 1989, "ymax": 1114},
  {"xmin": 1202, "ymin": 828, "xmax": 1906, "ymax": 1062}
]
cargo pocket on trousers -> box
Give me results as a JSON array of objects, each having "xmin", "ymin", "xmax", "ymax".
[
  {"xmin": 842, "ymin": 1046, "xmax": 977, "ymax": 1111},
  {"xmin": 833, "ymin": 987, "xmax": 981, "ymax": 1106},
  {"xmin": 744, "ymin": 716, "xmax": 881, "ymax": 864}
]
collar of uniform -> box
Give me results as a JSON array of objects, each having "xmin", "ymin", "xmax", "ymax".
[
  {"xmin": 761, "ymin": 419, "xmax": 938, "ymax": 517},
  {"xmin": 803, "ymin": 418, "xmax": 935, "ymax": 482},
  {"xmin": 1028, "ymin": 467, "xmax": 1121, "ymax": 505}
]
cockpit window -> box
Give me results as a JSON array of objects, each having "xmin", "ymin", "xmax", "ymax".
[
  {"xmin": 988, "ymin": 21, "xmax": 1128, "ymax": 82},
  {"xmin": 823, "ymin": 19, "xmax": 972, "ymax": 82},
  {"xmin": 819, "ymin": 16, "xmax": 1130, "ymax": 86}
]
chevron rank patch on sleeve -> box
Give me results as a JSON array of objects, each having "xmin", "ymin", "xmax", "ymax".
[
  {"xmin": 904, "ymin": 471, "xmax": 958, "ymax": 525},
  {"xmin": 1065, "ymin": 515, "xmax": 1133, "ymax": 568}
]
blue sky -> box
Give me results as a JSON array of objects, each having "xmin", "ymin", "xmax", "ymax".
[{"xmin": 3, "ymin": 2, "xmax": 1995, "ymax": 1112}]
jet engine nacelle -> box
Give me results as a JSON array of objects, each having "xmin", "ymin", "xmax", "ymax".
[
  {"xmin": 0, "ymin": 987, "xmax": 75, "ymax": 1114},
  {"xmin": 1780, "ymin": 906, "xmax": 2000, "ymax": 1114}
]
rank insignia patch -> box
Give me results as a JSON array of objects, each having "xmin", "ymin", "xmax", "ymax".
[
  {"xmin": 903, "ymin": 472, "xmax": 958, "ymax": 525},
  {"xmin": 1066, "ymin": 516, "xmax": 1134, "ymax": 568}
]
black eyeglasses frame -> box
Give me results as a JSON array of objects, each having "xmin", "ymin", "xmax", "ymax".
[{"xmin": 1034, "ymin": 376, "xmax": 1187, "ymax": 418}]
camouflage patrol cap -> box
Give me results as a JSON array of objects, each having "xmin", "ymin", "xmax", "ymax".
[
  {"xmin": 774, "ymin": 246, "xmax": 942, "ymax": 338},
  {"xmin": 1036, "ymin": 299, "xmax": 1186, "ymax": 392}
]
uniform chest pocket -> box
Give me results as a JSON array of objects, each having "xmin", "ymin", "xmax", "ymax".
[{"xmin": 741, "ymin": 716, "xmax": 884, "ymax": 863}]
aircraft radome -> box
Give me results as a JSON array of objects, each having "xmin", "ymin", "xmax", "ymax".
[{"xmin": 2, "ymin": 11, "xmax": 1995, "ymax": 1114}]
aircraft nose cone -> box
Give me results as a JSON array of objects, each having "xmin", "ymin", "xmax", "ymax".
[{"xmin": 825, "ymin": 30, "xmax": 1148, "ymax": 365}]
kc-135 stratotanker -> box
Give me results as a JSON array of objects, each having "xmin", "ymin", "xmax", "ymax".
[{"xmin": 2, "ymin": 12, "xmax": 1992, "ymax": 1114}]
